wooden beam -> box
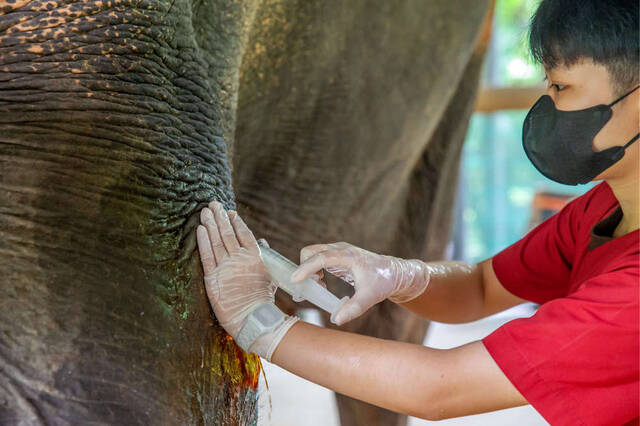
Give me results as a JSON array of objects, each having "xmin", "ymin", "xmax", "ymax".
[{"xmin": 474, "ymin": 85, "xmax": 546, "ymax": 112}]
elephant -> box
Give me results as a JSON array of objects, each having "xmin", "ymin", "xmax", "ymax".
[{"xmin": 0, "ymin": 0, "xmax": 491, "ymax": 424}]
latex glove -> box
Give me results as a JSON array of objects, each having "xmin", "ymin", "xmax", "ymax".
[
  {"xmin": 290, "ymin": 242, "xmax": 430, "ymax": 326},
  {"xmin": 196, "ymin": 201, "xmax": 299, "ymax": 361}
]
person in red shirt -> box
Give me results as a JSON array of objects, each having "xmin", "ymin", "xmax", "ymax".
[{"xmin": 195, "ymin": 0, "xmax": 639, "ymax": 423}]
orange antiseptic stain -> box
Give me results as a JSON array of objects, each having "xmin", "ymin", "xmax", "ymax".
[
  {"xmin": 213, "ymin": 333, "xmax": 261, "ymax": 390},
  {"xmin": 240, "ymin": 349, "xmax": 261, "ymax": 389}
]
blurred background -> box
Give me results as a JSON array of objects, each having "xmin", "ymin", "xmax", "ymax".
[{"xmin": 257, "ymin": 0, "xmax": 594, "ymax": 424}]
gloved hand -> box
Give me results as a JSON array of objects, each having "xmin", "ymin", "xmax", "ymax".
[
  {"xmin": 196, "ymin": 201, "xmax": 299, "ymax": 361},
  {"xmin": 290, "ymin": 242, "xmax": 430, "ymax": 326}
]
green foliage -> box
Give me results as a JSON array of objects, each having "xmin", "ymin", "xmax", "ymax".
[{"xmin": 491, "ymin": 0, "xmax": 544, "ymax": 86}]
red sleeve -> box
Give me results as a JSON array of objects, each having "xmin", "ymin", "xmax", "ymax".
[
  {"xmin": 491, "ymin": 195, "xmax": 582, "ymax": 304},
  {"xmin": 482, "ymin": 269, "xmax": 640, "ymax": 426}
]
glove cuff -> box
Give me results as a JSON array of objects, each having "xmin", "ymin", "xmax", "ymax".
[
  {"xmin": 248, "ymin": 314, "xmax": 300, "ymax": 362},
  {"xmin": 388, "ymin": 259, "xmax": 431, "ymax": 304}
]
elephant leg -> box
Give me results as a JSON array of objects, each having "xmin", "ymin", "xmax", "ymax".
[{"xmin": 0, "ymin": 0, "xmax": 263, "ymax": 423}]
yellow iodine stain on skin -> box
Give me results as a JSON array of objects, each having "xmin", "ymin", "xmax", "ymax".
[{"xmin": 210, "ymin": 334, "xmax": 261, "ymax": 389}]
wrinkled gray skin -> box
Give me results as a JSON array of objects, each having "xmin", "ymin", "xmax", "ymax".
[{"xmin": 0, "ymin": 0, "xmax": 490, "ymax": 424}]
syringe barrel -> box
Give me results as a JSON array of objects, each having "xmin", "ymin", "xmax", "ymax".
[{"xmin": 257, "ymin": 241, "xmax": 343, "ymax": 315}]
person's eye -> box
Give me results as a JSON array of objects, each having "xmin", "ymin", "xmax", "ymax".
[{"xmin": 542, "ymin": 76, "xmax": 567, "ymax": 91}]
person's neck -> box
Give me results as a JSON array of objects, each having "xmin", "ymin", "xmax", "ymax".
[{"xmin": 606, "ymin": 175, "xmax": 639, "ymax": 238}]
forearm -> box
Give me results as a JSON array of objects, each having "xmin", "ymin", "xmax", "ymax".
[
  {"xmin": 270, "ymin": 320, "xmax": 445, "ymax": 420},
  {"xmin": 397, "ymin": 259, "xmax": 486, "ymax": 324}
]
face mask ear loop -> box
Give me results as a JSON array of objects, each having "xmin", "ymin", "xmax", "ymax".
[
  {"xmin": 622, "ymin": 133, "xmax": 640, "ymax": 149},
  {"xmin": 607, "ymin": 85, "xmax": 640, "ymax": 150},
  {"xmin": 608, "ymin": 85, "xmax": 640, "ymax": 108}
]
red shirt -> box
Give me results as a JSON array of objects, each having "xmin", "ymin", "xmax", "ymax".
[{"xmin": 482, "ymin": 181, "xmax": 639, "ymax": 426}]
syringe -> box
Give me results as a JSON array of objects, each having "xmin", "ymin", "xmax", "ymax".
[{"xmin": 257, "ymin": 240, "xmax": 349, "ymax": 324}]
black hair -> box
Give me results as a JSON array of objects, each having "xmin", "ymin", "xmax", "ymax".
[{"xmin": 528, "ymin": 0, "xmax": 639, "ymax": 97}]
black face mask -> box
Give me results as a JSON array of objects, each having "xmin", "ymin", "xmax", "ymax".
[{"xmin": 522, "ymin": 84, "xmax": 640, "ymax": 185}]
